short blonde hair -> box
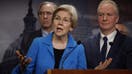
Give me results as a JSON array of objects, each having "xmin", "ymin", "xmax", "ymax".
[
  {"xmin": 97, "ymin": 0, "xmax": 119, "ymax": 16},
  {"xmin": 52, "ymin": 4, "xmax": 78, "ymax": 28}
]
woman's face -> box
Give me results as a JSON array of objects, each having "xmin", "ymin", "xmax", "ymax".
[{"xmin": 53, "ymin": 10, "xmax": 73, "ymax": 37}]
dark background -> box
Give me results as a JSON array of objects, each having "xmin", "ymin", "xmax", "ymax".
[{"xmin": 0, "ymin": 0, "xmax": 132, "ymax": 62}]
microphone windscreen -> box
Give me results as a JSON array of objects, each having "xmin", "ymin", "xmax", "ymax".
[
  {"xmin": 77, "ymin": 40, "xmax": 81, "ymax": 45},
  {"xmin": 109, "ymin": 42, "xmax": 113, "ymax": 46}
]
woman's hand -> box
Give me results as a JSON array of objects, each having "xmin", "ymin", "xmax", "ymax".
[{"xmin": 16, "ymin": 50, "xmax": 32, "ymax": 72}]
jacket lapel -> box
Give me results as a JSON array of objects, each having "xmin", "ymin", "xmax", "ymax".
[
  {"xmin": 41, "ymin": 32, "xmax": 54, "ymax": 57},
  {"xmin": 95, "ymin": 34, "xmax": 102, "ymax": 62},
  {"xmin": 107, "ymin": 31, "xmax": 126, "ymax": 59},
  {"xmin": 91, "ymin": 34, "xmax": 102, "ymax": 65},
  {"xmin": 62, "ymin": 33, "xmax": 76, "ymax": 57}
]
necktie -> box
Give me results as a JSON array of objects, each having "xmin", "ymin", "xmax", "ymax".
[{"xmin": 101, "ymin": 37, "xmax": 108, "ymax": 62}]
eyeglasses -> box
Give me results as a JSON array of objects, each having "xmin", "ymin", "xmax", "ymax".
[{"xmin": 54, "ymin": 16, "xmax": 71, "ymax": 24}]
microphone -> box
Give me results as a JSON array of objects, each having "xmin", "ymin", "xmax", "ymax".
[
  {"xmin": 109, "ymin": 42, "xmax": 113, "ymax": 46},
  {"xmin": 77, "ymin": 40, "xmax": 81, "ymax": 45}
]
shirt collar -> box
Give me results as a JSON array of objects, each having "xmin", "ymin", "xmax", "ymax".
[
  {"xmin": 100, "ymin": 30, "xmax": 117, "ymax": 42},
  {"xmin": 41, "ymin": 29, "xmax": 51, "ymax": 37}
]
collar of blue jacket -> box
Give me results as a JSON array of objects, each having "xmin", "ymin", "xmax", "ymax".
[{"xmin": 41, "ymin": 32, "xmax": 77, "ymax": 48}]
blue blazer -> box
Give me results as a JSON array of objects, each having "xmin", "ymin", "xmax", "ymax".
[
  {"xmin": 12, "ymin": 32, "xmax": 87, "ymax": 74},
  {"xmin": 83, "ymin": 30, "xmax": 132, "ymax": 69}
]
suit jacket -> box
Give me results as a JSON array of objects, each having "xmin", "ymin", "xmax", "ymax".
[
  {"xmin": 83, "ymin": 30, "xmax": 132, "ymax": 69},
  {"xmin": 12, "ymin": 32, "xmax": 87, "ymax": 74},
  {"xmin": 21, "ymin": 29, "xmax": 42, "ymax": 54}
]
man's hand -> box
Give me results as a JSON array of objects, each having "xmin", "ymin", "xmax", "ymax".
[
  {"xmin": 95, "ymin": 58, "xmax": 112, "ymax": 70},
  {"xmin": 16, "ymin": 50, "xmax": 32, "ymax": 71}
]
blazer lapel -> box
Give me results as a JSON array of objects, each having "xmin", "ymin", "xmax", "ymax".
[
  {"xmin": 95, "ymin": 34, "xmax": 101, "ymax": 56},
  {"xmin": 93, "ymin": 34, "xmax": 102, "ymax": 64},
  {"xmin": 107, "ymin": 31, "xmax": 125, "ymax": 59}
]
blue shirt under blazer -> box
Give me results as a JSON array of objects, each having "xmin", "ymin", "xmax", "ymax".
[{"xmin": 12, "ymin": 32, "xmax": 87, "ymax": 74}]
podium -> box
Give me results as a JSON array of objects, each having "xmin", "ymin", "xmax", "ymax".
[{"xmin": 48, "ymin": 69, "xmax": 132, "ymax": 74}]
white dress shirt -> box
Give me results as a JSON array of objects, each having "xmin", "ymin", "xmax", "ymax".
[
  {"xmin": 41, "ymin": 29, "xmax": 50, "ymax": 37},
  {"xmin": 100, "ymin": 30, "xmax": 117, "ymax": 57}
]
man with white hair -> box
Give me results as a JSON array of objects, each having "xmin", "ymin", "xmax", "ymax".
[{"xmin": 83, "ymin": 0, "xmax": 132, "ymax": 69}]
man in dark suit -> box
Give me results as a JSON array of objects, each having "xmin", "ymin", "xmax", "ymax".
[
  {"xmin": 83, "ymin": 0, "xmax": 132, "ymax": 69},
  {"xmin": 21, "ymin": 1, "xmax": 57, "ymax": 55},
  {"xmin": 0, "ymin": 2, "xmax": 57, "ymax": 74}
]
